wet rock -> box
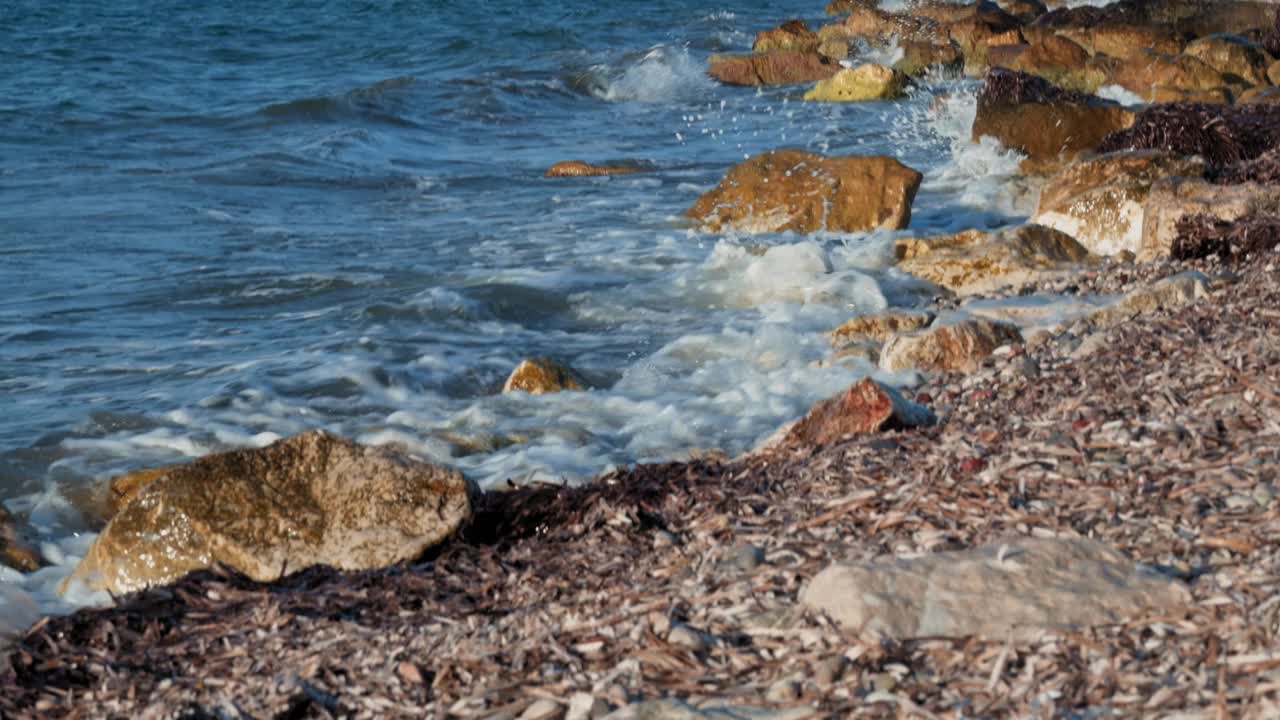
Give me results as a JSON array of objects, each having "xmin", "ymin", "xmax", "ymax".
[
  {"xmin": 753, "ymin": 20, "xmax": 821, "ymax": 54},
  {"xmin": 826, "ymin": 0, "xmax": 875, "ymax": 16},
  {"xmin": 1085, "ymin": 270, "xmax": 1211, "ymax": 328},
  {"xmin": 915, "ymin": 2, "xmax": 1024, "ymax": 75},
  {"xmin": 108, "ymin": 466, "xmax": 176, "ymax": 515},
  {"xmin": 780, "ymin": 378, "xmax": 936, "ymax": 449},
  {"xmin": 1055, "ymin": 23, "xmax": 1187, "ymax": 60},
  {"xmin": 1237, "ymin": 85, "xmax": 1280, "ymax": 103},
  {"xmin": 0, "ymin": 506, "xmax": 46, "ymax": 573},
  {"xmin": 1096, "ymin": 102, "xmax": 1280, "ymax": 171},
  {"xmin": 1107, "ymin": 50, "xmax": 1228, "ymax": 103},
  {"xmin": 973, "ymin": 69, "xmax": 1135, "ymax": 166},
  {"xmin": 818, "ymin": 5, "xmax": 937, "ymax": 46},
  {"xmin": 830, "ymin": 309, "xmax": 935, "ymax": 348},
  {"xmin": 998, "ymin": 0, "xmax": 1049, "ymax": 24},
  {"xmin": 801, "ymin": 536, "xmax": 1191, "ymax": 641},
  {"xmin": 986, "ymin": 34, "xmax": 1101, "ymax": 92},
  {"xmin": 503, "ymin": 358, "xmax": 585, "ymax": 395},
  {"xmin": 765, "ymin": 678, "xmax": 800, "ymax": 703},
  {"xmin": 803, "ymin": 64, "xmax": 908, "ymax": 102},
  {"xmin": 65, "ymin": 431, "xmax": 476, "ymax": 595},
  {"xmin": 895, "ymin": 224, "xmax": 1093, "ymax": 295},
  {"xmin": 1271, "ymin": 58, "xmax": 1280, "ymax": 84},
  {"xmin": 1184, "ymin": 34, "xmax": 1275, "ymax": 86},
  {"xmin": 880, "ymin": 317, "xmax": 1024, "ymax": 373},
  {"xmin": 893, "ymin": 39, "xmax": 965, "ymax": 77},
  {"xmin": 707, "ymin": 52, "xmax": 839, "ymax": 87},
  {"xmin": 1033, "ymin": 150, "xmax": 1206, "ymax": 257},
  {"xmin": 687, "ymin": 150, "xmax": 922, "ymax": 235},
  {"xmin": 545, "ymin": 162, "xmax": 647, "ymax": 178},
  {"xmin": 817, "ymin": 38, "xmax": 850, "ymax": 60},
  {"xmin": 1140, "ymin": 179, "xmax": 1277, "ymax": 260}
]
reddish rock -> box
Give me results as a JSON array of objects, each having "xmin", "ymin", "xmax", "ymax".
[
  {"xmin": 545, "ymin": 161, "xmax": 647, "ymax": 178},
  {"xmin": 1183, "ymin": 34, "xmax": 1275, "ymax": 86},
  {"xmin": 753, "ymin": 20, "xmax": 821, "ymax": 54},
  {"xmin": 708, "ymin": 52, "xmax": 839, "ymax": 87},
  {"xmin": 782, "ymin": 378, "xmax": 936, "ymax": 448}
]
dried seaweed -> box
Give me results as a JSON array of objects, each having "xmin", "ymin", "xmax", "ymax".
[
  {"xmin": 1173, "ymin": 212, "xmax": 1280, "ymax": 260},
  {"xmin": 1097, "ymin": 103, "xmax": 1280, "ymax": 170},
  {"xmin": 978, "ymin": 68, "xmax": 1101, "ymax": 107}
]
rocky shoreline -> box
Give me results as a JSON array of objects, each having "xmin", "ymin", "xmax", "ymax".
[{"xmin": 5, "ymin": 0, "xmax": 1280, "ymax": 717}]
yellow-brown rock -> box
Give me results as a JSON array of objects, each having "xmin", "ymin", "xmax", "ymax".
[
  {"xmin": 1107, "ymin": 50, "xmax": 1229, "ymax": 102},
  {"xmin": 753, "ymin": 20, "xmax": 821, "ymax": 54},
  {"xmin": 108, "ymin": 466, "xmax": 176, "ymax": 514},
  {"xmin": 708, "ymin": 52, "xmax": 840, "ymax": 87},
  {"xmin": 687, "ymin": 150, "xmax": 923, "ymax": 235},
  {"xmin": 973, "ymin": 69, "xmax": 1136, "ymax": 166},
  {"xmin": 502, "ymin": 358, "xmax": 585, "ymax": 394},
  {"xmin": 1238, "ymin": 85, "xmax": 1280, "ymax": 103},
  {"xmin": 1269, "ymin": 59, "xmax": 1280, "ymax": 85},
  {"xmin": 1033, "ymin": 150, "xmax": 1206, "ymax": 257},
  {"xmin": 987, "ymin": 34, "xmax": 1101, "ymax": 92},
  {"xmin": 1056, "ymin": 24, "xmax": 1186, "ymax": 61},
  {"xmin": 1, "ymin": 507, "xmax": 46, "ymax": 573},
  {"xmin": 880, "ymin": 317, "xmax": 1024, "ymax": 373},
  {"xmin": 803, "ymin": 64, "xmax": 908, "ymax": 102},
  {"xmin": 998, "ymin": 0, "xmax": 1048, "ymax": 24},
  {"xmin": 825, "ymin": 0, "xmax": 876, "ymax": 15},
  {"xmin": 545, "ymin": 161, "xmax": 646, "ymax": 178},
  {"xmin": 65, "ymin": 431, "xmax": 476, "ymax": 596},
  {"xmin": 895, "ymin": 224, "xmax": 1092, "ymax": 295},
  {"xmin": 830, "ymin": 309, "xmax": 936, "ymax": 348},
  {"xmin": 1183, "ymin": 35, "xmax": 1274, "ymax": 86},
  {"xmin": 1139, "ymin": 179, "xmax": 1274, "ymax": 261},
  {"xmin": 894, "ymin": 39, "xmax": 964, "ymax": 77},
  {"xmin": 780, "ymin": 378, "xmax": 936, "ymax": 449},
  {"xmin": 818, "ymin": 39, "xmax": 851, "ymax": 61}
]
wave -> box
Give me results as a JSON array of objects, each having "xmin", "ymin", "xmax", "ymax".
[
  {"xmin": 256, "ymin": 76, "xmax": 420, "ymax": 127},
  {"xmin": 567, "ymin": 45, "xmax": 714, "ymax": 104}
]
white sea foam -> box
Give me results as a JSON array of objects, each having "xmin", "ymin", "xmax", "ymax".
[
  {"xmin": 1096, "ymin": 84, "xmax": 1147, "ymax": 108},
  {"xmin": 598, "ymin": 46, "xmax": 715, "ymax": 104}
]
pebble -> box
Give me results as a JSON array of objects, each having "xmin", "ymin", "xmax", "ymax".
[
  {"xmin": 765, "ymin": 677, "xmax": 800, "ymax": 703},
  {"xmin": 565, "ymin": 693, "xmax": 610, "ymax": 720},
  {"xmin": 652, "ymin": 529, "xmax": 680, "ymax": 548},
  {"xmin": 667, "ymin": 624, "xmax": 708, "ymax": 652},
  {"xmin": 1225, "ymin": 494, "xmax": 1255, "ymax": 511},
  {"xmin": 814, "ymin": 656, "xmax": 846, "ymax": 687},
  {"xmin": 719, "ymin": 543, "xmax": 766, "ymax": 573},
  {"xmin": 1253, "ymin": 484, "xmax": 1275, "ymax": 507},
  {"xmin": 520, "ymin": 698, "xmax": 564, "ymax": 720},
  {"xmin": 872, "ymin": 673, "xmax": 897, "ymax": 693}
]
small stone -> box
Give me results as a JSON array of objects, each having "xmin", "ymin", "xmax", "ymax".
[
  {"xmin": 1007, "ymin": 355, "xmax": 1040, "ymax": 378},
  {"xmin": 814, "ymin": 656, "xmax": 846, "ymax": 687},
  {"xmin": 652, "ymin": 529, "xmax": 679, "ymax": 548},
  {"xmin": 1252, "ymin": 485, "xmax": 1275, "ymax": 507},
  {"xmin": 649, "ymin": 612, "xmax": 671, "ymax": 637},
  {"xmin": 765, "ymin": 677, "xmax": 801, "ymax": 703},
  {"xmin": 719, "ymin": 543, "xmax": 766, "ymax": 573},
  {"xmin": 667, "ymin": 624, "xmax": 708, "ymax": 652},
  {"xmin": 396, "ymin": 661, "xmax": 424, "ymax": 685},
  {"xmin": 566, "ymin": 693, "xmax": 610, "ymax": 720},
  {"xmin": 872, "ymin": 673, "xmax": 897, "ymax": 693},
  {"xmin": 520, "ymin": 699, "xmax": 564, "ymax": 720},
  {"xmin": 1225, "ymin": 494, "xmax": 1256, "ymax": 511}
]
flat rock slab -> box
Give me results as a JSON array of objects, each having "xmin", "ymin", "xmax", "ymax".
[{"xmin": 801, "ymin": 536, "xmax": 1191, "ymax": 642}]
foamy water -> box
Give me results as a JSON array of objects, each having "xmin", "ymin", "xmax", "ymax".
[{"xmin": 0, "ymin": 1, "xmax": 1042, "ymax": 629}]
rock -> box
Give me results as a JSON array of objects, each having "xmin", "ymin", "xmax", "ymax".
[
  {"xmin": 1084, "ymin": 270, "xmax": 1212, "ymax": 328},
  {"xmin": 986, "ymin": 34, "xmax": 1101, "ymax": 92},
  {"xmin": 880, "ymin": 318, "xmax": 1024, "ymax": 373},
  {"xmin": 1032, "ymin": 150, "xmax": 1207, "ymax": 257},
  {"xmin": 545, "ymin": 162, "xmax": 647, "ymax": 178},
  {"xmin": 817, "ymin": 5, "xmax": 937, "ymax": 45},
  {"xmin": 1237, "ymin": 85, "xmax": 1280, "ymax": 103},
  {"xmin": 64, "ymin": 431, "xmax": 476, "ymax": 595},
  {"xmin": 973, "ymin": 69, "xmax": 1135, "ymax": 166},
  {"xmin": 604, "ymin": 699, "xmax": 815, "ymax": 720},
  {"xmin": 687, "ymin": 150, "xmax": 922, "ymax": 234},
  {"xmin": 1096, "ymin": 103, "xmax": 1280, "ymax": 169},
  {"xmin": 503, "ymin": 358, "xmax": 585, "ymax": 394},
  {"xmin": 1055, "ymin": 23, "xmax": 1187, "ymax": 61},
  {"xmin": 108, "ymin": 466, "xmax": 176, "ymax": 515},
  {"xmin": 813, "ymin": 656, "xmax": 847, "ymax": 686},
  {"xmin": 719, "ymin": 543, "xmax": 766, "ymax": 573},
  {"xmin": 817, "ymin": 39, "xmax": 850, "ymax": 60},
  {"xmin": 1034, "ymin": 0, "xmax": 1277, "ymax": 39},
  {"xmin": 667, "ymin": 624, "xmax": 708, "ymax": 652},
  {"xmin": 946, "ymin": 18, "xmax": 1026, "ymax": 76},
  {"xmin": 1271, "ymin": 58, "xmax": 1280, "ymax": 84},
  {"xmin": 1139, "ymin": 179, "xmax": 1277, "ymax": 260},
  {"xmin": 801, "ymin": 536, "xmax": 1191, "ymax": 642},
  {"xmin": 707, "ymin": 52, "xmax": 839, "ymax": 87},
  {"xmin": 998, "ymin": 0, "xmax": 1049, "ymax": 24},
  {"xmin": 780, "ymin": 378, "xmax": 936, "ymax": 448},
  {"xmin": 765, "ymin": 678, "xmax": 800, "ymax": 703},
  {"xmin": 1184, "ymin": 34, "xmax": 1275, "ymax": 86},
  {"xmin": 826, "ymin": 0, "xmax": 874, "ymax": 15},
  {"xmin": 830, "ymin": 309, "xmax": 935, "ymax": 348},
  {"xmin": 521, "ymin": 699, "xmax": 564, "ymax": 720},
  {"xmin": 1107, "ymin": 50, "xmax": 1229, "ymax": 103},
  {"xmin": 894, "ymin": 224, "xmax": 1093, "ymax": 295},
  {"xmin": 803, "ymin": 64, "xmax": 908, "ymax": 102},
  {"xmin": 0, "ymin": 506, "xmax": 46, "ymax": 573},
  {"xmin": 893, "ymin": 39, "xmax": 965, "ymax": 77},
  {"xmin": 566, "ymin": 694, "xmax": 611, "ymax": 720},
  {"xmin": 753, "ymin": 20, "xmax": 821, "ymax": 54}
]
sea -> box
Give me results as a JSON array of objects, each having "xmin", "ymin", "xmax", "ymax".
[{"xmin": 2, "ymin": 0, "xmax": 1096, "ymax": 627}]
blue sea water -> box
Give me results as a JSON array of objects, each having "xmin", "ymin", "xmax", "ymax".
[{"xmin": 0, "ymin": 0, "xmax": 1032, "ymax": 616}]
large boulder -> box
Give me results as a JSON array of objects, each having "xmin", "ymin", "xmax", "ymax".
[
  {"xmin": 753, "ymin": 20, "xmax": 821, "ymax": 54},
  {"xmin": 817, "ymin": 5, "xmax": 939, "ymax": 45},
  {"xmin": 801, "ymin": 536, "xmax": 1191, "ymax": 641},
  {"xmin": 972, "ymin": 69, "xmax": 1136, "ymax": 168},
  {"xmin": 1032, "ymin": 150, "xmax": 1207, "ymax": 257},
  {"xmin": 1054, "ymin": 23, "xmax": 1187, "ymax": 60},
  {"xmin": 1138, "ymin": 178, "xmax": 1277, "ymax": 260},
  {"xmin": 1183, "ymin": 34, "xmax": 1275, "ymax": 86},
  {"xmin": 687, "ymin": 150, "xmax": 923, "ymax": 234},
  {"xmin": 779, "ymin": 378, "xmax": 936, "ymax": 449},
  {"xmin": 503, "ymin": 357, "xmax": 585, "ymax": 394},
  {"xmin": 879, "ymin": 317, "xmax": 1024, "ymax": 373},
  {"xmin": 65, "ymin": 431, "xmax": 476, "ymax": 595},
  {"xmin": 1106, "ymin": 50, "xmax": 1230, "ymax": 103},
  {"xmin": 803, "ymin": 64, "xmax": 908, "ymax": 102},
  {"xmin": 936, "ymin": 5, "xmax": 1027, "ymax": 74},
  {"xmin": 545, "ymin": 161, "xmax": 647, "ymax": 178},
  {"xmin": 895, "ymin": 224, "xmax": 1093, "ymax": 295},
  {"xmin": 986, "ymin": 34, "xmax": 1103, "ymax": 92},
  {"xmin": 707, "ymin": 52, "xmax": 839, "ymax": 87}
]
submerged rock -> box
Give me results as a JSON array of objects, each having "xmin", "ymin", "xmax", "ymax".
[
  {"xmin": 545, "ymin": 161, "xmax": 647, "ymax": 178},
  {"xmin": 880, "ymin": 317, "xmax": 1023, "ymax": 373},
  {"xmin": 707, "ymin": 52, "xmax": 839, "ymax": 87},
  {"xmin": 972, "ymin": 69, "xmax": 1135, "ymax": 167},
  {"xmin": 1033, "ymin": 150, "xmax": 1206, "ymax": 257},
  {"xmin": 803, "ymin": 64, "xmax": 908, "ymax": 102},
  {"xmin": 895, "ymin": 224, "xmax": 1093, "ymax": 295},
  {"xmin": 780, "ymin": 378, "xmax": 935, "ymax": 448},
  {"xmin": 503, "ymin": 358, "xmax": 585, "ymax": 395},
  {"xmin": 687, "ymin": 150, "xmax": 922, "ymax": 234},
  {"xmin": 830, "ymin": 308, "xmax": 936, "ymax": 348},
  {"xmin": 65, "ymin": 431, "xmax": 476, "ymax": 595},
  {"xmin": 753, "ymin": 20, "xmax": 821, "ymax": 54},
  {"xmin": 801, "ymin": 536, "xmax": 1191, "ymax": 641}
]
